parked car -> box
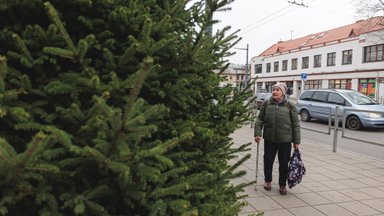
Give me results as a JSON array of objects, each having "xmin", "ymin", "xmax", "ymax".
[
  {"xmin": 254, "ymin": 92, "xmax": 272, "ymax": 108},
  {"xmin": 296, "ymin": 89, "xmax": 384, "ymax": 130}
]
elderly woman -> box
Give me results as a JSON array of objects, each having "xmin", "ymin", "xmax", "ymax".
[{"xmin": 254, "ymin": 83, "xmax": 301, "ymax": 195}]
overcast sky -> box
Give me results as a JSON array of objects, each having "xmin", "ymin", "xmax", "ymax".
[{"xmin": 213, "ymin": 0, "xmax": 360, "ymax": 64}]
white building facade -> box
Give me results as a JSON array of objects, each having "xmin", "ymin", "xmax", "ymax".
[{"xmin": 250, "ymin": 17, "xmax": 384, "ymax": 103}]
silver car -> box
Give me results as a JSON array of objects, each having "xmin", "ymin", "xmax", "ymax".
[
  {"xmin": 296, "ymin": 89, "xmax": 384, "ymax": 130},
  {"xmin": 254, "ymin": 92, "xmax": 272, "ymax": 108}
]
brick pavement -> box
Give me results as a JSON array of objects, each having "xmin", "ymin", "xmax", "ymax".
[{"xmin": 230, "ymin": 125, "xmax": 384, "ymax": 216}]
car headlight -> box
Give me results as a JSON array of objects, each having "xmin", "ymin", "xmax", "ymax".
[{"xmin": 362, "ymin": 112, "xmax": 382, "ymax": 118}]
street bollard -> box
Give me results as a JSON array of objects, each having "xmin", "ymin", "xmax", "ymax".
[{"xmin": 332, "ymin": 106, "xmax": 340, "ymax": 152}]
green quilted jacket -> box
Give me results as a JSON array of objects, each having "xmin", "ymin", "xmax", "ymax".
[{"xmin": 254, "ymin": 98, "xmax": 301, "ymax": 144}]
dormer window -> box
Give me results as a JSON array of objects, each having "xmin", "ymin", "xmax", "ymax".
[
  {"xmin": 317, "ymin": 32, "xmax": 326, "ymax": 38},
  {"xmin": 300, "ymin": 41, "xmax": 308, "ymax": 47}
]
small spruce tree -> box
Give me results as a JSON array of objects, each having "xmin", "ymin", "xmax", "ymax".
[{"xmin": 0, "ymin": 0, "xmax": 254, "ymax": 215}]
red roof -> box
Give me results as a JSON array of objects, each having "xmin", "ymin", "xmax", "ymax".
[{"xmin": 259, "ymin": 16, "xmax": 384, "ymax": 56}]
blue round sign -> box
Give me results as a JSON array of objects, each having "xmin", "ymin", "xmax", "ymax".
[{"xmin": 301, "ymin": 73, "xmax": 307, "ymax": 80}]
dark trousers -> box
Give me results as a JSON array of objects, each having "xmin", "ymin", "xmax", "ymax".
[{"xmin": 264, "ymin": 140, "xmax": 292, "ymax": 186}]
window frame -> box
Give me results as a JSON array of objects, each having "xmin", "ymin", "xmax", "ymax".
[
  {"xmin": 266, "ymin": 63, "xmax": 271, "ymax": 73},
  {"xmin": 327, "ymin": 52, "xmax": 336, "ymax": 66},
  {"xmin": 314, "ymin": 54, "xmax": 322, "ymax": 68},
  {"xmin": 282, "ymin": 60, "xmax": 288, "ymax": 71},
  {"xmin": 302, "ymin": 56, "xmax": 309, "ymax": 69},
  {"xmin": 329, "ymin": 79, "xmax": 352, "ymax": 89},
  {"xmin": 273, "ymin": 61, "xmax": 279, "ymax": 72},
  {"xmin": 363, "ymin": 44, "xmax": 384, "ymax": 62},
  {"xmin": 304, "ymin": 80, "xmax": 322, "ymax": 90},
  {"xmin": 342, "ymin": 49, "xmax": 353, "ymax": 65},
  {"xmin": 254, "ymin": 64, "xmax": 262, "ymax": 74},
  {"xmin": 291, "ymin": 58, "xmax": 298, "ymax": 70}
]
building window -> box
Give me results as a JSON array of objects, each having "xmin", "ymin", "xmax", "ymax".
[
  {"xmin": 265, "ymin": 82, "xmax": 276, "ymax": 92},
  {"xmin": 314, "ymin": 54, "xmax": 322, "ymax": 67},
  {"xmin": 302, "ymin": 56, "xmax": 309, "ymax": 69},
  {"xmin": 291, "ymin": 58, "xmax": 297, "ymax": 70},
  {"xmin": 364, "ymin": 44, "xmax": 384, "ymax": 62},
  {"xmin": 273, "ymin": 61, "xmax": 279, "ymax": 72},
  {"xmin": 358, "ymin": 78, "xmax": 376, "ymax": 97},
  {"xmin": 304, "ymin": 80, "xmax": 322, "ymax": 89},
  {"xmin": 256, "ymin": 82, "xmax": 263, "ymax": 92},
  {"xmin": 282, "ymin": 60, "xmax": 288, "ymax": 71},
  {"xmin": 255, "ymin": 64, "xmax": 262, "ymax": 74},
  {"xmin": 266, "ymin": 63, "xmax": 271, "ymax": 73},
  {"xmin": 342, "ymin": 49, "xmax": 352, "ymax": 65},
  {"xmin": 329, "ymin": 79, "xmax": 352, "ymax": 89},
  {"xmin": 237, "ymin": 74, "xmax": 245, "ymax": 80},
  {"xmin": 327, "ymin": 52, "xmax": 336, "ymax": 66}
]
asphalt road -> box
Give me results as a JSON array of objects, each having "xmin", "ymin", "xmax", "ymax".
[{"xmin": 300, "ymin": 120, "xmax": 384, "ymax": 160}]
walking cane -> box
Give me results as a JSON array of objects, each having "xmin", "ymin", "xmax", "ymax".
[{"xmin": 255, "ymin": 140, "xmax": 260, "ymax": 190}]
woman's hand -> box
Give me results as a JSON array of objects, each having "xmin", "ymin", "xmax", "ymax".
[
  {"xmin": 293, "ymin": 143, "xmax": 300, "ymax": 150},
  {"xmin": 255, "ymin": 136, "xmax": 262, "ymax": 143}
]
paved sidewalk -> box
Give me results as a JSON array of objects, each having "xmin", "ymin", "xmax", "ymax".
[{"xmin": 230, "ymin": 125, "xmax": 384, "ymax": 216}]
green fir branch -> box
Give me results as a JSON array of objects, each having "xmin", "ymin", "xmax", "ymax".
[
  {"xmin": 83, "ymin": 146, "xmax": 130, "ymax": 173},
  {"xmin": 223, "ymin": 153, "xmax": 251, "ymax": 177},
  {"xmin": 44, "ymin": 2, "xmax": 76, "ymax": 53},
  {"xmin": 11, "ymin": 33, "xmax": 34, "ymax": 65},
  {"xmin": 107, "ymin": 57, "xmax": 154, "ymax": 156},
  {"xmin": 136, "ymin": 132, "xmax": 193, "ymax": 159},
  {"xmin": 43, "ymin": 47, "xmax": 75, "ymax": 59},
  {"xmin": 0, "ymin": 56, "xmax": 7, "ymax": 92},
  {"xmin": 2, "ymin": 131, "xmax": 50, "ymax": 185},
  {"xmin": 0, "ymin": 138, "xmax": 17, "ymax": 165},
  {"xmin": 122, "ymin": 56, "xmax": 153, "ymax": 125},
  {"xmin": 44, "ymin": 2, "xmax": 93, "ymax": 77}
]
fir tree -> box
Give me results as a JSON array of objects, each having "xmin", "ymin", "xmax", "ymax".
[{"xmin": 0, "ymin": 0, "xmax": 254, "ymax": 215}]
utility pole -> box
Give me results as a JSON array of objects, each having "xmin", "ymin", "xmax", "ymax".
[
  {"xmin": 235, "ymin": 44, "xmax": 249, "ymax": 88},
  {"xmin": 205, "ymin": 0, "xmax": 213, "ymax": 36}
]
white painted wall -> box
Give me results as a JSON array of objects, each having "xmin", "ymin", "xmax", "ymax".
[{"xmin": 250, "ymin": 29, "xmax": 384, "ymax": 99}]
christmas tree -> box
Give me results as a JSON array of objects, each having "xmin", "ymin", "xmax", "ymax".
[{"xmin": 0, "ymin": 0, "xmax": 254, "ymax": 215}]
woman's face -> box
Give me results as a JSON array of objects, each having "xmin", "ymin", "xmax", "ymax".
[{"xmin": 272, "ymin": 87, "xmax": 284, "ymax": 101}]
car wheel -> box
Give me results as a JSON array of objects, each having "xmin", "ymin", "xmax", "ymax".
[
  {"xmin": 346, "ymin": 115, "xmax": 362, "ymax": 130},
  {"xmin": 300, "ymin": 110, "xmax": 311, "ymax": 122}
]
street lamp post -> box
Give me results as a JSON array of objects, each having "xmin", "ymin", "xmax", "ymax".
[
  {"xmin": 235, "ymin": 44, "xmax": 249, "ymax": 88},
  {"xmin": 205, "ymin": 0, "xmax": 213, "ymax": 36}
]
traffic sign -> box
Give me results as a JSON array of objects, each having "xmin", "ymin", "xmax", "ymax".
[{"xmin": 301, "ymin": 72, "xmax": 307, "ymax": 81}]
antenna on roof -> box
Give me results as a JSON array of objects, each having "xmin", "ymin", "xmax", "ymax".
[{"xmin": 288, "ymin": 0, "xmax": 308, "ymax": 7}]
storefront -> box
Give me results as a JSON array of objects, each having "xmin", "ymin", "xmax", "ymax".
[{"xmin": 358, "ymin": 78, "xmax": 376, "ymax": 97}]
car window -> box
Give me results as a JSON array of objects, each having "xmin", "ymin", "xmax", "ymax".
[
  {"xmin": 327, "ymin": 93, "xmax": 345, "ymax": 105},
  {"xmin": 257, "ymin": 93, "xmax": 272, "ymax": 100},
  {"xmin": 311, "ymin": 91, "xmax": 328, "ymax": 102},
  {"xmin": 299, "ymin": 91, "xmax": 314, "ymax": 101},
  {"xmin": 341, "ymin": 92, "xmax": 378, "ymax": 105}
]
